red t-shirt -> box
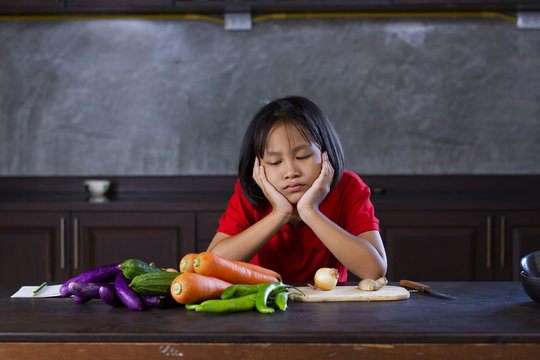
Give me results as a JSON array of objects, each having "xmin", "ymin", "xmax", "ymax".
[{"xmin": 217, "ymin": 170, "xmax": 379, "ymax": 283}]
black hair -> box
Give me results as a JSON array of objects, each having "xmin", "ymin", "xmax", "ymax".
[{"xmin": 238, "ymin": 95, "xmax": 344, "ymax": 207}]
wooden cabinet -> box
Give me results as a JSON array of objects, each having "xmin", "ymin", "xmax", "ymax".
[
  {"xmin": 377, "ymin": 210, "xmax": 492, "ymax": 281},
  {"xmin": 73, "ymin": 212, "xmax": 195, "ymax": 273},
  {"xmin": 0, "ymin": 212, "xmax": 70, "ymax": 285},
  {"xmin": 196, "ymin": 211, "xmax": 223, "ymax": 252},
  {"xmin": 0, "ymin": 175, "xmax": 538, "ymax": 284},
  {"xmin": 2, "ymin": 208, "xmax": 539, "ymax": 284},
  {"xmin": 374, "ymin": 210, "xmax": 540, "ymax": 282},
  {"xmin": 495, "ymin": 211, "xmax": 540, "ymax": 281},
  {"xmin": 0, "ymin": 210, "xmax": 196, "ymax": 285}
]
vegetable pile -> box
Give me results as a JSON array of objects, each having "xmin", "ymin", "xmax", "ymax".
[
  {"xmin": 60, "ymin": 252, "xmax": 302, "ymax": 313},
  {"xmin": 172, "ymin": 252, "xmax": 302, "ymax": 313},
  {"xmin": 59, "ymin": 259, "xmax": 176, "ymax": 311}
]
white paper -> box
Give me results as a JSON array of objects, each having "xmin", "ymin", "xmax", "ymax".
[{"xmin": 11, "ymin": 284, "xmax": 63, "ymax": 298}]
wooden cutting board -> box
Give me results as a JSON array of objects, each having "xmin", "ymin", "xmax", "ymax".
[{"xmin": 288, "ymin": 285, "xmax": 410, "ymax": 302}]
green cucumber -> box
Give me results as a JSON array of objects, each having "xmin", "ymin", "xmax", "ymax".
[
  {"xmin": 120, "ymin": 259, "xmax": 164, "ymax": 280},
  {"xmin": 130, "ymin": 271, "xmax": 179, "ymax": 296}
]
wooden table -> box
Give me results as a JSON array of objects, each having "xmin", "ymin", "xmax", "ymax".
[{"xmin": 1, "ymin": 282, "xmax": 539, "ymax": 359}]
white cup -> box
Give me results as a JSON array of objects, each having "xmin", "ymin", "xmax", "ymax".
[{"xmin": 84, "ymin": 180, "xmax": 111, "ymax": 197}]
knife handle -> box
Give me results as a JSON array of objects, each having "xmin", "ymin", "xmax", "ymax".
[{"xmin": 400, "ymin": 280, "xmax": 431, "ymax": 292}]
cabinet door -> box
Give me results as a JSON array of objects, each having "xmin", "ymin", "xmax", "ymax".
[
  {"xmin": 196, "ymin": 211, "xmax": 223, "ymax": 252},
  {"xmin": 496, "ymin": 211, "xmax": 540, "ymax": 281},
  {"xmin": 377, "ymin": 211, "xmax": 492, "ymax": 281},
  {"xmin": 0, "ymin": 212, "xmax": 70, "ymax": 285},
  {"xmin": 73, "ymin": 212, "xmax": 195, "ymax": 273}
]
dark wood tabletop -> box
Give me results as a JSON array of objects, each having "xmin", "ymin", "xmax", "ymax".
[{"xmin": 1, "ymin": 282, "xmax": 539, "ymax": 344}]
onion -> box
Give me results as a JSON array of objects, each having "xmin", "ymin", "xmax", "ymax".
[{"xmin": 314, "ymin": 267, "xmax": 339, "ymax": 291}]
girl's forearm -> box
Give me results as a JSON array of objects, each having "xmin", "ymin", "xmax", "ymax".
[
  {"xmin": 301, "ymin": 210, "xmax": 387, "ymax": 280},
  {"xmin": 207, "ymin": 211, "xmax": 289, "ymax": 262}
]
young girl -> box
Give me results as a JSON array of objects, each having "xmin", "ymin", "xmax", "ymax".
[{"xmin": 207, "ymin": 96, "xmax": 387, "ymax": 283}]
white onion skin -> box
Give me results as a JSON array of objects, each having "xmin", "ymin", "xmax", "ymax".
[{"xmin": 314, "ymin": 268, "xmax": 339, "ymax": 291}]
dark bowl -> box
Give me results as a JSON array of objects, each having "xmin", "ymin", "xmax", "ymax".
[
  {"xmin": 521, "ymin": 250, "xmax": 540, "ymax": 278},
  {"xmin": 520, "ymin": 271, "xmax": 540, "ymax": 304}
]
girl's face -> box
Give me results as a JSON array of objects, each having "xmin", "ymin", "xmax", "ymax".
[{"xmin": 260, "ymin": 123, "xmax": 323, "ymax": 204}]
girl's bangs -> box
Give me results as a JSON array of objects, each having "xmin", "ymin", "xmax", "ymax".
[{"xmin": 255, "ymin": 115, "xmax": 319, "ymax": 157}]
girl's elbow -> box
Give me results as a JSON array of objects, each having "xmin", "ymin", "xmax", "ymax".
[
  {"xmin": 379, "ymin": 259, "xmax": 388, "ymax": 278},
  {"xmin": 375, "ymin": 250, "xmax": 388, "ymax": 278},
  {"xmin": 367, "ymin": 267, "xmax": 386, "ymax": 281},
  {"xmin": 356, "ymin": 260, "xmax": 387, "ymax": 280}
]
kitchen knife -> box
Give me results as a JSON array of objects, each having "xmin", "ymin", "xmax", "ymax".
[{"xmin": 399, "ymin": 280, "xmax": 456, "ymax": 300}]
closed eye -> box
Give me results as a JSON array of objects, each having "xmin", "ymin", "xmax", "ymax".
[
  {"xmin": 267, "ymin": 160, "xmax": 281, "ymax": 166},
  {"xmin": 297, "ymin": 154, "xmax": 312, "ymax": 160}
]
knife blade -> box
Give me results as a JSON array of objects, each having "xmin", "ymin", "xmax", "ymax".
[{"xmin": 399, "ymin": 280, "xmax": 456, "ymax": 300}]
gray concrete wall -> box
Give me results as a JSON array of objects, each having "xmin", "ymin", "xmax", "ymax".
[{"xmin": 1, "ymin": 16, "xmax": 539, "ymax": 176}]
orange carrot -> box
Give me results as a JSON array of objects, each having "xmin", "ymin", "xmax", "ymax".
[
  {"xmin": 193, "ymin": 252, "xmax": 279, "ymax": 285},
  {"xmin": 232, "ymin": 260, "xmax": 281, "ymax": 281},
  {"xmin": 170, "ymin": 273, "xmax": 231, "ymax": 305},
  {"xmin": 179, "ymin": 253, "xmax": 198, "ymax": 273}
]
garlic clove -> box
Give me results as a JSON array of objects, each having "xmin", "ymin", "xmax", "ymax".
[
  {"xmin": 358, "ymin": 279, "xmax": 382, "ymax": 291},
  {"xmin": 376, "ymin": 277, "xmax": 388, "ymax": 287}
]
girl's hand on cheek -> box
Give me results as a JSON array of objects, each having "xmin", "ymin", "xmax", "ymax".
[
  {"xmin": 252, "ymin": 158, "xmax": 293, "ymax": 219},
  {"xmin": 297, "ymin": 152, "xmax": 334, "ymax": 220}
]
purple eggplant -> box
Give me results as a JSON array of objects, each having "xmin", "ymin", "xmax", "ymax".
[
  {"xmin": 115, "ymin": 273, "xmax": 144, "ymax": 311},
  {"xmin": 140, "ymin": 294, "xmax": 162, "ymax": 309},
  {"xmin": 99, "ymin": 284, "xmax": 124, "ymax": 307},
  {"xmin": 68, "ymin": 282, "xmax": 101, "ymax": 299},
  {"xmin": 60, "ymin": 263, "xmax": 121, "ymax": 297},
  {"xmin": 73, "ymin": 295, "xmax": 92, "ymax": 304}
]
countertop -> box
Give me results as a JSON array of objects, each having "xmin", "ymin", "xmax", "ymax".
[{"xmin": 1, "ymin": 282, "xmax": 539, "ymax": 344}]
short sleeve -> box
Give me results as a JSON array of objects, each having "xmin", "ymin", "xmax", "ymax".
[
  {"xmin": 216, "ymin": 180, "xmax": 255, "ymax": 236},
  {"xmin": 338, "ymin": 172, "xmax": 379, "ymax": 235}
]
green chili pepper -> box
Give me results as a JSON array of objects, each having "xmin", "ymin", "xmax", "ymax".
[
  {"xmin": 274, "ymin": 291, "xmax": 288, "ymax": 311},
  {"xmin": 225, "ymin": 282, "xmax": 304, "ymax": 299},
  {"xmin": 256, "ymin": 282, "xmax": 284, "ymax": 314},
  {"xmin": 195, "ymin": 294, "xmax": 257, "ymax": 313},
  {"xmin": 185, "ymin": 304, "xmax": 200, "ymax": 311},
  {"xmin": 221, "ymin": 283, "xmax": 272, "ymax": 300},
  {"xmin": 220, "ymin": 285, "xmax": 239, "ymax": 300},
  {"xmin": 255, "ymin": 282, "xmax": 305, "ymax": 314}
]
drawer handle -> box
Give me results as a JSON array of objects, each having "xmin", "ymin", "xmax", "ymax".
[
  {"xmin": 486, "ymin": 216, "xmax": 492, "ymax": 269},
  {"xmin": 73, "ymin": 217, "xmax": 79, "ymax": 270},
  {"xmin": 60, "ymin": 217, "xmax": 65, "ymax": 270}
]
